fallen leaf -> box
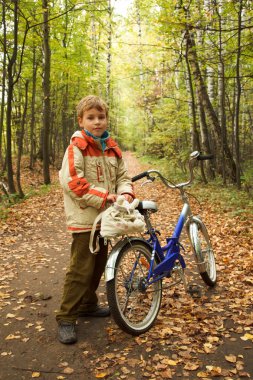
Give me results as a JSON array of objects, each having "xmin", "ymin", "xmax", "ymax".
[
  {"xmin": 1, "ymin": 351, "xmax": 12, "ymax": 356},
  {"xmin": 160, "ymin": 358, "xmax": 178, "ymax": 366},
  {"xmin": 58, "ymin": 362, "xmax": 68, "ymax": 367},
  {"xmin": 95, "ymin": 373, "xmax": 108, "ymax": 378},
  {"xmin": 5, "ymin": 334, "xmax": 21, "ymax": 340},
  {"xmin": 31, "ymin": 372, "xmax": 40, "ymax": 378},
  {"xmin": 18, "ymin": 290, "xmax": 26, "ymax": 296},
  {"xmin": 6, "ymin": 313, "xmax": 16, "ymax": 318},
  {"xmin": 160, "ymin": 368, "xmax": 172, "ymax": 379},
  {"xmin": 63, "ymin": 367, "xmax": 74, "ymax": 374},
  {"xmin": 225, "ymin": 354, "xmax": 237, "ymax": 363},
  {"xmin": 184, "ymin": 363, "xmax": 200, "ymax": 371},
  {"xmin": 197, "ymin": 371, "xmax": 210, "ymax": 378},
  {"xmin": 238, "ymin": 371, "xmax": 251, "ymax": 378},
  {"xmin": 241, "ymin": 333, "xmax": 253, "ymax": 342},
  {"xmin": 0, "ymin": 292, "xmax": 10, "ymax": 299},
  {"xmin": 206, "ymin": 365, "xmax": 222, "ymax": 375}
]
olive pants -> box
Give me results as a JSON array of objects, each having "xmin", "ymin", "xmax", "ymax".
[{"xmin": 56, "ymin": 231, "xmax": 108, "ymax": 324}]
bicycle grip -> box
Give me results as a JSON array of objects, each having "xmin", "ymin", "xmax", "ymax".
[
  {"xmin": 131, "ymin": 171, "xmax": 148, "ymax": 182},
  {"xmin": 197, "ymin": 154, "xmax": 214, "ymax": 161}
]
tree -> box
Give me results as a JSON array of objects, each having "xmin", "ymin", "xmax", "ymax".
[
  {"xmin": 42, "ymin": 0, "xmax": 51, "ymax": 185},
  {"xmin": 233, "ymin": 0, "xmax": 243, "ymax": 189},
  {"xmin": 16, "ymin": 80, "xmax": 29, "ymax": 198}
]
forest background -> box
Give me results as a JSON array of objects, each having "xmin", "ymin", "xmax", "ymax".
[{"xmin": 0, "ymin": 0, "xmax": 252, "ymax": 207}]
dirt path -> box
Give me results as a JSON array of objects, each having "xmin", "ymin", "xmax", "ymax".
[{"xmin": 0, "ymin": 152, "xmax": 252, "ymax": 380}]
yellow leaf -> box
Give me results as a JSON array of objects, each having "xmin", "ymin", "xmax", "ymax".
[
  {"xmin": 6, "ymin": 313, "xmax": 15, "ymax": 318},
  {"xmin": 0, "ymin": 292, "xmax": 10, "ymax": 299},
  {"xmin": 63, "ymin": 367, "xmax": 74, "ymax": 374},
  {"xmin": 225, "ymin": 354, "xmax": 237, "ymax": 363},
  {"xmin": 160, "ymin": 327, "xmax": 173, "ymax": 336},
  {"xmin": 184, "ymin": 363, "xmax": 200, "ymax": 371},
  {"xmin": 95, "ymin": 373, "xmax": 108, "ymax": 378},
  {"xmin": 197, "ymin": 371, "xmax": 210, "ymax": 378},
  {"xmin": 32, "ymin": 372, "xmax": 40, "ymax": 378},
  {"xmin": 18, "ymin": 290, "xmax": 26, "ymax": 296},
  {"xmin": 166, "ymin": 359, "xmax": 178, "ymax": 366},
  {"xmin": 5, "ymin": 334, "xmax": 21, "ymax": 340},
  {"xmin": 206, "ymin": 365, "xmax": 222, "ymax": 374},
  {"xmin": 241, "ymin": 333, "xmax": 253, "ymax": 342},
  {"xmin": 207, "ymin": 336, "xmax": 219, "ymax": 343},
  {"xmin": 203, "ymin": 343, "xmax": 212, "ymax": 353}
]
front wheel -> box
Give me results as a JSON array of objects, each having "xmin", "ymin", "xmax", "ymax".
[
  {"xmin": 106, "ymin": 240, "xmax": 162, "ymax": 335},
  {"xmin": 190, "ymin": 222, "xmax": 217, "ymax": 287}
]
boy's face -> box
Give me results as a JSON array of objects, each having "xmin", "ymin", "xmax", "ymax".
[{"xmin": 78, "ymin": 108, "xmax": 107, "ymax": 137}]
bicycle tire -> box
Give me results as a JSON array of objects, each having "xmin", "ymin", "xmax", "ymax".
[
  {"xmin": 190, "ymin": 222, "xmax": 217, "ymax": 287},
  {"xmin": 106, "ymin": 240, "xmax": 162, "ymax": 335}
]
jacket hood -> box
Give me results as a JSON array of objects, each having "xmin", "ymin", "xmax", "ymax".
[{"xmin": 70, "ymin": 130, "xmax": 83, "ymax": 143}]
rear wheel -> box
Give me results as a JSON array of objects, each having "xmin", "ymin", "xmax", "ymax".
[
  {"xmin": 106, "ymin": 240, "xmax": 162, "ymax": 335},
  {"xmin": 190, "ymin": 223, "xmax": 217, "ymax": 287}
]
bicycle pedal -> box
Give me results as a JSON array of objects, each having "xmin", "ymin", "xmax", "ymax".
[{"xmin": 187, "ymin": 284, "xmax": 202, "ymax": 298}]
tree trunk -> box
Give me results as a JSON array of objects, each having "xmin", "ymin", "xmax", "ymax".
[
  {"xmin": 61, "ymin": 1, "xmax": 69, "ymax": 152},
  {"xmin": 216, "ymin": 1, "xmax": 227, "ymax": 185},
  {"xmin": 42, "ymin": 0, "xmax": 51, "ymax": 185},
  {"xmin": 6, "ymin": 0, "xmax": 19, "ymax": 194},
  {"xmin": 185, "ymin": 48, "xmax": 208, "ymax": 183},
  {"xmin": 30, "ymin": 46, "xmax": 38, "ymax": 169},
  {"xmin": 62, "ymin": 83, "xmax": 69, "ymax": 152},
  {"xmin": 106, "ymin": 0, "xmax": 112, "ymax": 110},
  {"xmin": 233, "ymin": 0, "xmax": 243, "ymax": 189},
  {"xmin": 16, "ymin": 80, "xmax": 29, "ymax": 198},
  {"xmin": 185, "ymin": 29, "xmax": 237, "ymax": 182},
  {"xmin": 0, "ymin": 1, "xmax": 7, "ymax": 169}
]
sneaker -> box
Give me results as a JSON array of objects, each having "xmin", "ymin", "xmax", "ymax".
[
  {"xmin": 78, "ymin": 305, "xmax": 110, "ymax": 318},
  {"xmin": 58, "ymin": 322, "xmax": 77, "ymax": 344}
]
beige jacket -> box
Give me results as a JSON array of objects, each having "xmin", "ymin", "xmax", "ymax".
[{"xmin": 59, "ymin": 130, "xmax": 134, "ymax": 232}]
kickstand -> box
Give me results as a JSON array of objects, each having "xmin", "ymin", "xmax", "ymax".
[{"xmin": 187, "ymin": 284, "xmax": 202, "ymax": 298}]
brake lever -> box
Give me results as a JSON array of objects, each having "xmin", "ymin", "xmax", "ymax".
[
  {"xmin": 140, "ymin": 175, "xmax": 156, "ymax": 187},
  {"xmin": 141, "ymin": 179, "xmax": 153, "ymax": 187}
]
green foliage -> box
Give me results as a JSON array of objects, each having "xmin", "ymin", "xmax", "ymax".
[
  {"xmin": 137, "ymin": 153, "xmax": 253, "ymax": 221},
  {"xmin": 0, "ymin": 0, "xmax": 252, "ymax": 195},
  {"xmin": 241, "ymin": 164, "xmax": 253, "ymax": 193}
]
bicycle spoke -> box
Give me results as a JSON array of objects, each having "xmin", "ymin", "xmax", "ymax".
[{"xmin": 107, "ymin": 241, "xmax": 162, "ymax": 333}]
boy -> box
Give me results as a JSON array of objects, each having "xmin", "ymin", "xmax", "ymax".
[{"xmin": 56, "ymin": 95, "xmax": 134, "ymax": 344}]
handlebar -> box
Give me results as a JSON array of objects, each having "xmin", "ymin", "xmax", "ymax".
[
  {"xmin": 131, "ymin": 151, "xmax": 214, "ymax": 189},
  {"xmin": 131, "ymin": 171, "xmax": 149, "ymax": 182},
  {"xmin": 197, "ymin": 154, "xmax": 214, "ymax": 161}
]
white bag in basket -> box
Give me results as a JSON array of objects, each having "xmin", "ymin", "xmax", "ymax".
[{"xmin": 89, "ymin": 195, "xmax": 145, "ymax": 254}]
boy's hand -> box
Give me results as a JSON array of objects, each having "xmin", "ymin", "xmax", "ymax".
[{"xmin": 107, "ymin": 194, "xmax": 117, "ymax": 203}]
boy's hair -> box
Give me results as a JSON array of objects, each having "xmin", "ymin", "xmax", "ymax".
[{"xmin": 76, "ymin": 95, "xmax": 108, "ymax": 118}]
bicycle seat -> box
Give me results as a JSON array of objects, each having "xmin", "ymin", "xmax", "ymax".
[{"xmin": 137, "ymin": 201, "xmax": 158, "ymax": 213}]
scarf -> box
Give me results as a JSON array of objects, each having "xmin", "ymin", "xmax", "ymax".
[{"xmin": 84, "ymin": 130, "xmax": 110, "ymax": 152}]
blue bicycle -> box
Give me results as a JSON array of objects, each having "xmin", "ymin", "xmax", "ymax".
[{"xmin": 105, "ymin": 151, "xmax": 217, "ymax": 335}]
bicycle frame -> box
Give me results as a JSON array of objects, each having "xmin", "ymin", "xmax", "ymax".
[{"xmin": 143, "ymin": 202, "xmax": 190, "ymax": 286}]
